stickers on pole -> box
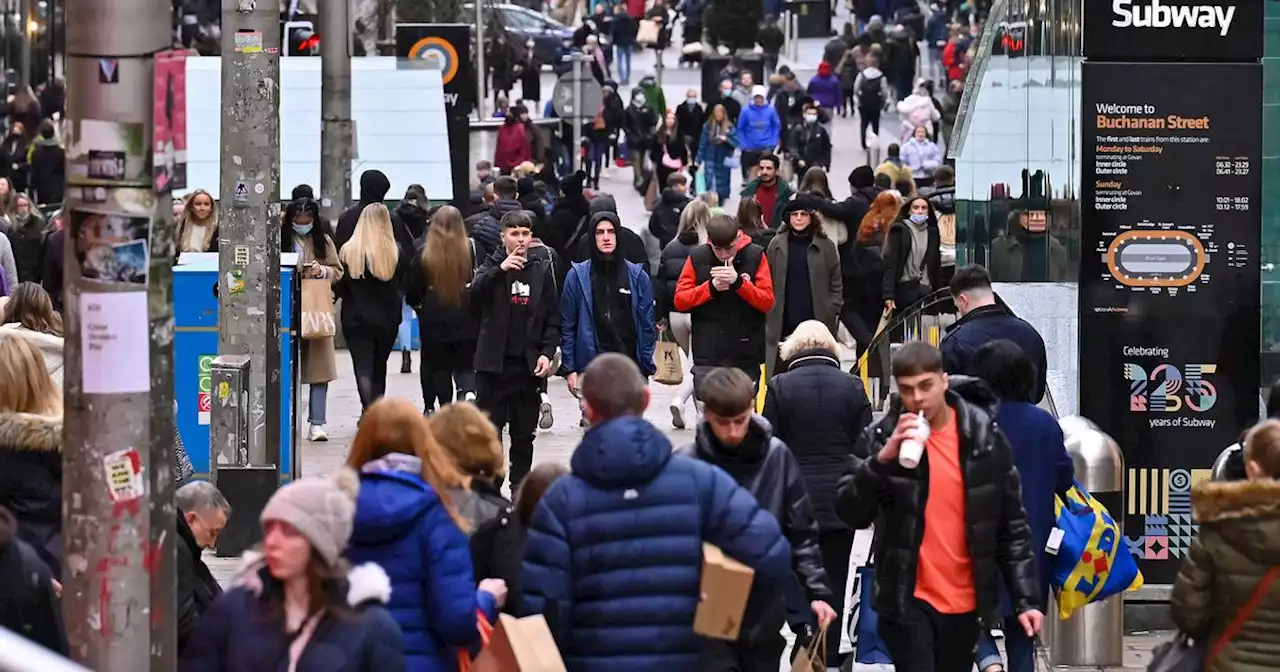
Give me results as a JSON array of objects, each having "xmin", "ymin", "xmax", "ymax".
[
  {"xmin": 153, "ymin": 50, "xmax": 188, "ymax": 192},
  {"xmin": 103, "ymin": 448, "xmax": 145, "ymax": 503},
  {"xmin": 67, "ymin": 119, "xmax": 150, "ymax": 188},
  {"xmin": 79, "ymin": 292, "xmax": 151, "ymax": 394},
  {"xmin": 235, "ymin": 30, "xmax": 264, "ymax": 54}
]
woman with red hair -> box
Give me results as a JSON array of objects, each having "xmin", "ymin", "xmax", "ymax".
[{"xmin": 838, "ymin": 190, "xmax": 900, "ymax": 359}]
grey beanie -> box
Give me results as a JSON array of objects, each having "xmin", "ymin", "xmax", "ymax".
[{"xmin": 260, "ymin": 468, "xmax": 360, "ymax": 566}]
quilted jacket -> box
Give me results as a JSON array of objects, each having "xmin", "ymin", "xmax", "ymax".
[{"xmin": 1171, "ymin": 479, "xmax": 1280, "ymax": 672}]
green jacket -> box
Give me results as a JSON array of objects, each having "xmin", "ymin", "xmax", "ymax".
[
  {"xmin": 1171, "ymin": 479, "xmax": 1280, "ymax": 672},
  {"xmin": 740, "ymin": 177, "xmax": 795, "ymax": 230}
]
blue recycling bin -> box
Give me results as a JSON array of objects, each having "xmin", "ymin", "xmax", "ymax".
[{"xmin": 173, "ymin": 254, "xmax": 299, "ymax": 480}]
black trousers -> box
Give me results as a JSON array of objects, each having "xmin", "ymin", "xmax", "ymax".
[
  {"xmin": 476, "ymin": 364, "xmax": 540, "ymax": 490},
  {"xmin": 859, "ymin": 107, "xmax": 882, "ymax": 150},
  {"xmin": 420, "ymin": 339, "xmax": 477, "ymax": 412},
  {"xmin": 879, "ymin": 597, "xmax": 981, "ymax": 672},
  {"xmin": 346, "ymin": 327, "xmax": 396, "ymax": 410},
  {"xmin": 699, "ymin": 631, "xmax": 786, "ymax": 672}
]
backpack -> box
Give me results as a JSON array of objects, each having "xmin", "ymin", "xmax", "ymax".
[{"xmin": 859, "ymin": 74, "xmax": 884, "ymax": 109}]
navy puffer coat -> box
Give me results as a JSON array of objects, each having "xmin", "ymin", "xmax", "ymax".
[{"xmin": 521, "ymin": 416, "xmax": 793, "ymax": 672}]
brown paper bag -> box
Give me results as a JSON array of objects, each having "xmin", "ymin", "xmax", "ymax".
[
  {"xmin": 300, "ymin": 278, "xmax": 336, "ymax": 340},
  {"xmin": 788, "ymin": 621, "xmax": 829, "ymax": 672},
  {"xmin": 694, "ymin": 543, "xmax": 755, "ymax": 641},
  {"xmin": 472, "ymin": 614, "xmax": 567, "ymax": 672},
  {"xmin": 653, "ymin": 330, "xmax": 683, "ymax": 385}
]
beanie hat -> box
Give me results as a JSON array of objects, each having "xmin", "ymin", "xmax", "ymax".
[
  {"xmin": 291, "ymin": 184, "xmax": 315, "ymax": 201},
  {"xmin": 260, "ymin": 468, "xmax": 360, "ymax": 566}
]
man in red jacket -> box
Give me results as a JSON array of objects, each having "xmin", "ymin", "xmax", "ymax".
[{"xmin": 674, "ymin": 214, "xmax": 774, "ymax": 396}]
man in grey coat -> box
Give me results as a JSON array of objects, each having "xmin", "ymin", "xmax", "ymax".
[{"xmin": 765, "ymin": 196, "xmax": 843, "ymax": 379}]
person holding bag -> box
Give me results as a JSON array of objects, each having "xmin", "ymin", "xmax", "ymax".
[
  {"xmin": 282, "ymin": 190, "xmax": 343, "ymax": 442},
  {"xmin": 1164, "ymin": 419, "xmax": 1280, "ymax": 672}
]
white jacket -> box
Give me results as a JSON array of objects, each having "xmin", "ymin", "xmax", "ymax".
[{"xmin": 0, "ymin": 323, "xmax": 64, "ymax": 388}]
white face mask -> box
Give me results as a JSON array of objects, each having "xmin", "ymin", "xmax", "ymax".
[{"xmin": 804, "ymin": 114, "xmax": 818, "ymax": 123}]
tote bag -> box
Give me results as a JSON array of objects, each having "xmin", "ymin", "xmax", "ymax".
[
  {"xmin": 653, "ymin": 329, "xmax": 683, "ymax": 385},
  {"xmin": 300, "ymin": 278, "xmax": 336, "ymax": 340}
]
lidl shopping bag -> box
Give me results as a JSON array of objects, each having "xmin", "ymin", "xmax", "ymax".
[
  {"xmin": 1051, "ymin": 482, "xmax": 1144, "ymax": 620},
  {"xmin": 853, "ymin": 566, "xmax": 892, "ymax": 665}
]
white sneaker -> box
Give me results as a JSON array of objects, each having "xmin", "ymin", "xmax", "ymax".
[
  {"xmin": 670, "ymin": 403, "xmax": 686, "ymax": 429},
  {"xmin": 308, "ymin": 424, "xmax": 328, "ymax": 442},
  {"xmin": 538, "ymin": 400, "xmax": 554, "ymax": 429}
]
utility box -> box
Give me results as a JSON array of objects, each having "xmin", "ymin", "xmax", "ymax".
[{"xmin": 209, "ymin": 354, "xmax": 252, "ymax": 473}]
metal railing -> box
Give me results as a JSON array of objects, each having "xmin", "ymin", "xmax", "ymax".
[{"xmin": 0, "ymin": 628, "xmax": 88, "ymax": 672}]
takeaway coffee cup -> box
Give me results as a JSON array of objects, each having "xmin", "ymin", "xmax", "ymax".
[{"xmin": 898, "ymin": 411, "xmax": 929, "ymax": 469}]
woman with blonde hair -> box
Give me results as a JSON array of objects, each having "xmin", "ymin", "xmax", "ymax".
[
  {"xmin": 336, "ymin": 203, "xmax": 412, "ymax": 410},
  {"xmin": 405, "ymin": 206, "xmax": 479, "ymax": 413},
  {"xmin": 176, "ymin": 189, "xmax": 219, "ymax": 253},
  {"xmin": 762, "ymin": 319, "xmax": 872, "ymax": 667},
  {"xmin": 1, "ymin": 282, "xmax": 64, "ymax": 387},
  {"xmin": 345, "ymin": 397, "xmax": 505, "ymax": 669},
  {"xmin": 655, "ymin": 200, "xmax": 709, "ymax": 428},
  {"xmin": 0, "ymin": 333, "xmax": 64, "ymax": 577},
  {"xmin": 429, "ymin": 402, "xmax": 525, "ymax": 613}
]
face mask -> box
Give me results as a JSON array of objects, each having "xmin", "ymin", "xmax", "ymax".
[
  {"xmin": 804, "ymin": 114, "xmax": 818, "ymax": 123},
  {"xmin": 722, "ymin": 88, "xmax": 732, "ymax": 96},
  {"xmin": 687, "ymin": 98, "xmax": 697, "ymax": 105},
  {"xmin": 909, "ymin": 213, "xmax": 928, "ymax": 224},
  {"xmin": 293, "ymin": 223, "xmax": 314, "ymax": 235}
]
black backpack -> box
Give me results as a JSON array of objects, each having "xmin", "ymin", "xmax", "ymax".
[{"xmin": 859, "ymin": 73, "xmax": 885, "ymax": 109}]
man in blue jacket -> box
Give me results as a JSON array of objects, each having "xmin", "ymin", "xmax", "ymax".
[
  {"xmin": 521, "ymin": 354, "xmax": 794, "ymax": 672},
  {"xmin": 561, "ymin": 212, "xmax": 658, "ymax": 425},
  {"xmin": 940, "ymin": 264, "xmax": 1048, "ymax": 403},
  {"xmin": 736, "ymin": 85, "xmax": 782, "ymax": 180}
]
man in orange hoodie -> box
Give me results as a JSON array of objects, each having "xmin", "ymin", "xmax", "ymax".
[{"xmin": 674, "ymin": 213, "xmax": 774, "ymax": 396}]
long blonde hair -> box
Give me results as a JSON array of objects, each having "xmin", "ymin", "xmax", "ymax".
[
  {"xmin": 345, "ymin": 398, "xmax": 469, "ymax": 530},
  {"xmin": 421, "ymin": 206, "xmax": 472, "ymax": 308},
  {"xmin": 0, "ymin": 333, "xmax": 61, "ymax": 416},
  {"xmin": 678, "ymin": 199, "xmax": 711, "ymax": 245},
  {"xmin": 339, "ymin": 203, "xmax": 400, "ymax": 281}
]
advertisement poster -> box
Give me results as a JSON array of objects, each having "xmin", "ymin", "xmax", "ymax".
[
  {"xmin": 1083, "ymin": 0, "xmax": 1262, "ymax": 63},
  {"xmin": 1079, "ymin": 62, "xmax": 1261, "ymax": 583},
  {"xmin": 68, "ymin": 119, "xmax": 149, "ymax": 187},
  {"xmin": 154, "ymin": 49, "xmax": 188, "ymax": 192}
]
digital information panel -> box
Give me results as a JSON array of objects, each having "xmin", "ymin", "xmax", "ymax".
[{"xmin": 1080, "ymin": 61, "xmax": 1261, "ymax": 584}]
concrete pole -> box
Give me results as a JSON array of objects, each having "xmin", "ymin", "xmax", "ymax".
[
  {"xmin": 320, "ymin": 0, "xmax": 353, "ymax": 222},
  {"xmin": 475, "ymin": 0, "xmax": 486, "ymax": 118},
  {"xmin": 219, "ymin": 0, "xmax": 282, "ymax": 467},
  {"xmin": 62, "ymin": 0, "xmax": 177, "ymax": 669}
]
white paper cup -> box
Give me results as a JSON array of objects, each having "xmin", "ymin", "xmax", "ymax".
[{"xmin": 899, "ymin": 438, "xmax": 923, "ymax": 469}]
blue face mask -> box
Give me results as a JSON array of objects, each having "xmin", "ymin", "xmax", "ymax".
[
  {"xmin": 292, "ymin": 223, "xmax": 314, "ymax": 235},
  {"xmin": 909, "ymin": 213, "xmax": 928, "ymax": 224}
]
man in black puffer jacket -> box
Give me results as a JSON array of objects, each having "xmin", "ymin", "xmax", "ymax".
[
  {"xmin": 471, "ymin": 176, "xmax": 526, "ymax": 261},
  {"xmin": 678, "ymin": 367, "xmax": 835, "ymax": 670},
  {"xmin": 835, "ymin": 342, "xmax": 1043, "ymax": 671}
]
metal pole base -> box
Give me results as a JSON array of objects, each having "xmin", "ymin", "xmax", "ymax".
[{"xmin": 213, "ymin": 466, "xmax": 279, "ymax": 558}]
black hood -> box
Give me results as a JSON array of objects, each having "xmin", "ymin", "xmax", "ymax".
[
  {"xmin": 659, "ymin": 188, "xmax": 688, "ymax": 206},
  {"xmin": 589, "ymin": 194, "xmax": 619, "ymax": 216},
  {"xmin": 693, "ymin": 415, "xmax": 773, "ymax": 468},
  {"xmin": 588, "ymin": 211, "xmax": 623, "ymax": 262},
  {"xmin": 359, "ymin": 170, "xmax": 391, "ymax": 203}
]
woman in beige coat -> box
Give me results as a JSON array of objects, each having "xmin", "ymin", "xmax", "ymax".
[
  {"xmin": 764, "ymin": 195, "xmax": 843, "ymax": 379},
  {"xmin": 281, "ymin": 192, "xmax": 343, "ymax": 442}
]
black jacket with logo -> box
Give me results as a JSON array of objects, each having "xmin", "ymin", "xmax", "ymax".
[
  {"xmin": 834, "ymin": 377, "xmax": 1041, "ymax": 622},
  {"xmin": 469, "ymin": 246, "xmax": 560, "ymax": 374}
]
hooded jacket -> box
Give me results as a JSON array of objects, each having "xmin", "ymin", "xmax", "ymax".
[
  {"xmin": 521, "ymin": 416, "xmax": 793, "ymax": 671},
  {"xmin": 559, "ymin": 221, "xmax": 658, "ymax": 375},
  {"xmin": 183, "ymin": 553, "xmax": 405, "ymax": 672},
  {"xmin": 736, "ymin": 99, "xmax": 782, "ymax": 151},
  {"xmin": 0, "ymin": 411, "xmax": 61, "ymax": 579},
  {"xmin": 346, "ymin": 456, "xmax": 497, "ymax": 671},
  {"xmin": 334, "ymin": 169, "xmax": 414, "ymax": 252},
  {"xmin": 1171, "ymin": 480, "xmax": 1280, "ymax": 672},
  {"xmin": 834, "ymin": 377, "xmax": 1041, "ymax": 622},
  {"xmin": 28, "ymin": 137, "xmax": 64, "ymax": 206},
  {"xmin": 0, "ymin": 505, "xmax": 66, "ymax": 655},
  {"xmin": 807, "ymin": 67, "xmax": 842, "ymax": 110},
  {"xmin": 571, "ymin": 195, "xmax": 649, "ymax": 270},
  {"xmin": 677, "ymin": 415, "xmax": 834, "ymax": 640},
  {"xmin": 762, "ymin": 348, "xmax": 873, "ymax": 530},
  {"xmin": 647, "ymin": 187, "xmax": 691, "ymax": 249},
  {"xmin": 673, "ymin": 230, "xmax": 774, "ymax": 372}
]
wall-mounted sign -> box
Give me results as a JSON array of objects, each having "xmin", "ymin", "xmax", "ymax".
[{"xmin": 1084, "ymin": 0, "xmax": 1262, "ymax": 62}]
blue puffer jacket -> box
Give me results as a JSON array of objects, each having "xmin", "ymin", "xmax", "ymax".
[
  {"xmin": 521, "ymin": 416, "xmax": 793, "ymax": 672},
  {"xmin": 346, "ymin": 456, "xmax": 497, "ymax": 672},
  {"xmin": 736, "ymin": 102, "xmax": 781, "ymax": 151},
  {"xmin": 560, "ymin": 259, "xmax": 658, "ymax": 376}
]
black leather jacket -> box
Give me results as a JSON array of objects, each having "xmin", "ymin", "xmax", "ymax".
[
  {"xmin": 834, "ymin": 377, "xmax": 1040, "ymax": 622},
  {"xmin": 678, "ymin": 416, "xmax": 833, "ymax": 638}
]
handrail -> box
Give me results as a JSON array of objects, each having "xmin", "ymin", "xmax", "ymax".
[
  {"xmin": 855, "ymin": 288, "xmax": 958, "ymax": 371},
  {"xmin": 0, "ymin": 628, "xmax": 89, "ymax": 672}
]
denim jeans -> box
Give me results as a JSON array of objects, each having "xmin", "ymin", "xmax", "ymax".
[
  {"xmin": 616, "ymin": 46, "xmax": 632, "ymax": 84},
  {"xmin": 308, "ymin": 383, "xmax": 328, "ymax": 425},
  {"xmin": 975, "ymin": 617, "xmax": 1036, "ymax": 672}
]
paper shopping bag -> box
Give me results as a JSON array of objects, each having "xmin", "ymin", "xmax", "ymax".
[
  {"xmin": 789, "ymin": 621, "xmax": 829, "ymax": 672},
  {"xmin": 694, "ymin": 543, "xmax": 755, "ymax": 641},
  {"xmin": 300, "ymin": 278, "xmax": 336, "ymax": 340},
  {"xmin": 653, "ymin": 332, "xmax": 683, "ymax": 385},
  {"xmin": 472, "ymin": 614, "xmax": 566, "ymax": 672}
]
